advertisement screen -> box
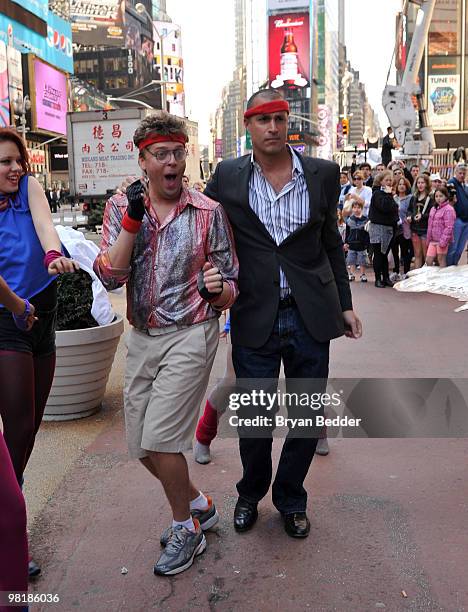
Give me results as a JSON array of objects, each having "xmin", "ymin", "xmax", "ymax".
[
  {"xmin": 268, "ymin": 12, "xmax": 310, "ymax": 89},
  {"xmin": 33, "ymin": 59, "xmax": 68, "ymax": 135},
  {"xmin": 0, "ymin": 41, "xmax": 10, "ymax": 127},
  {"xmin": 71, "ymin": 0, "xmax": 125, "ymax": 47},
  {"xmin": 0, "ymin": 14, "xmax": 73, "ymax": 74},
  {"xmin": 154, "ymin": 21, "xmax": 185, "ymax": 117},
  {"xmin": 6, "ymin": 46, "xmax": 23, "ymax": 122},
  {"xmin": 11, "ymin": 0, "xmax": 48, "ymax": 21},
  {"xmin": 427, "ymin": 74, "xmax": 460, "ymax": 131}
]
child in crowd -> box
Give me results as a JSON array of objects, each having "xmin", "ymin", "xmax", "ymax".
[
  {"xmin": 345, "ymin": 202, "xmax": 370, "ymax": 283},
  {"xmin": 425, "ymin": 186, "xmax": 456, "ymax": 268},
  {"xmin": 337, "ymin": 207, "xmax": 347, "ymax": 244}
]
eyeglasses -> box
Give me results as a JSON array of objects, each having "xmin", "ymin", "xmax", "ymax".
[
  {"xmin": 353, "ymin": 176, "xmax": 363, "ymax": 180},
  {"xmin": 146, "ymin": 148, "xmax": 187, "ymax": 163}
]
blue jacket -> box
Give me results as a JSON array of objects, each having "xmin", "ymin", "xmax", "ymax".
[{"xmin": 447, "ymin": 177, "xmax": 468, "ymax": 221}]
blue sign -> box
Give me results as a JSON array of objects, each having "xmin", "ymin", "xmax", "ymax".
[
  {"xmin": 0, "ymin": 13, "xmax": 73, "ymax": 74},
  {"xmin": 11, "ymin": 0, "xmax": 48, "ymax": 22}
]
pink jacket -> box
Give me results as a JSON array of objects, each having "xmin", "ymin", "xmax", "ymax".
[{"xmin": 426, "ymin": 201, "xmax": 456, "ymax": 248}]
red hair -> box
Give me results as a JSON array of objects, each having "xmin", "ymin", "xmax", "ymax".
[{"xmin": 0, "ymin": 128, "xmax": 30, "ymax": 175}]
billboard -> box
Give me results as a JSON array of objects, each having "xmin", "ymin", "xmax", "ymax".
[
  {"xmin": 11, "ymin": 0, "xmax": 48, "ymax": 21},
  {"xmin": 50, "ymin": 145, "xmax": 69, "ymax": 171},
  {"xmin": 0, "ymin": 42, "xmax": 10, "ymax": 127},
  {"xmin": 6, "ymin": 46, "xmax": 23, "ymax": 122},
  {"xmin": 316, "ymin": 104, "xmax": 333, "ymax": 160},
  {"xmin": 31, "ymin": 58, "xmax": 68, "ymax": 135},
  {"xmin": 268, "ymin": 0, "xmax": 309, "ymax": 9},
  {"xmin": 0, "ymin": 14, "xmax": 73, "ymax": 74},
  {"xmin": 427, "ymin": 74, "xmax": 460, "ymax": 131},
  {"xmin": 71, "ymin": 0, "xmax": 125, "ymax": 47},
  {"xmin": 154, "ymin": 21, "xmax": 185, "ymax": 117},
  {"xmin": 268, "ymin": 12, "xmax": 310, "ymax": 89}
]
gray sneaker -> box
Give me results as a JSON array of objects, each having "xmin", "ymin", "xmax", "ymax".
[
  {"xmin": 194, "ymin": 440, "xmax": 211, "ymax": 464},
  {"xmin": 160, "ymin": 495, "xmax": 219, "ymax": 546},
  {"xmin": 316, "ymin": 437, "xmax": 329, "ymax": 456},
  {"xmin": 154, "ymin": 520, "xmax": 206, "ymax": 576}
]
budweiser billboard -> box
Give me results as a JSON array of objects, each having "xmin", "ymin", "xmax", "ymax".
[{"xmin": 268, "ymin": 12, "xmax": 310, "ymax": 89}]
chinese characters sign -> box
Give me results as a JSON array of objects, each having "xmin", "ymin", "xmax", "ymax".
[{"xmin": 71, "ymin": 116, "xmax": 142, "ymax": 196}]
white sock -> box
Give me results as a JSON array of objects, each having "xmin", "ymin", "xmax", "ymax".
[
  {"xmin": 172, "ymin": 517, "xmax": 195, "ymax": 532},
  {"xmin": 190, "ymin": 491, "xmax": 208, "ymax": 511}
]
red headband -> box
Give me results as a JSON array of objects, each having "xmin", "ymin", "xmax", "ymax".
[
  {"xmin": 137, "ymin": 133, "xmax": 188, "ymax": 151},
  {"xmin": 244, "ymin": 100, "xmax": 290, "ymax": 119}
]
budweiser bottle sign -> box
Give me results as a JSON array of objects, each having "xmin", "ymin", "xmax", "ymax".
[{"xmin": 270, "ymin": 16, "xmax": 308, "ymax": 89}]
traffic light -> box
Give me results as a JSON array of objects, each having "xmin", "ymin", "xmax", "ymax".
[{"xmin": 342, "ymin": 118, "xmax": 349, "ymax": 136}]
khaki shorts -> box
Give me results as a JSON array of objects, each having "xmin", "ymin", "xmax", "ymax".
[{"xmin": 124, "ymin": 319, "xmax": 219, "ymax": 458}]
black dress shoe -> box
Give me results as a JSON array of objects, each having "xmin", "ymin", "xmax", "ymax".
[
  {"xmin": 234, "ymin": 497, "xmax": 258, "ymax": 532},
  {"xmin": 374, "ymin": 279, "xmax": 385, "ymax": 288},
  {"xmin": 28, "ymin": 559, "xmax": 41, "ymax": 578},
  {"xmin": 282, "ymin": 512, "xmax": 310, "ymax": 538},
  {"xmin": 383, "ymin": 278, "xmax": 394, "ymax": 287}
]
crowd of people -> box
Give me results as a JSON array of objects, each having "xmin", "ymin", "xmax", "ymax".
[
  {"xmin": 338, "ymin": 157, "xmax": 468, "ymax": 287},
  {"xmin": 2, "ymin": 101, "xmax": 467, "ymax": 594}
]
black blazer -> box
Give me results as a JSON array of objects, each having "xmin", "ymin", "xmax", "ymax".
[{"xmin": 205, "ymin": 153, "xmax": 352, "ymax": 348}]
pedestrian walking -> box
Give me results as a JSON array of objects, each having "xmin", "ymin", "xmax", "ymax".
[
  {"xmin": 204, "ymin": 89, "xmax": 362, "ymax": 538},
  {"xmin": 0, "ymin": 128, "xmax": 78, "ymax": 579},
  {"xmin": 426, "ymin": 186, "xmax": 456, "ymax": 268},
  {"xmin": 93, "ymin": 111, "xmax": 239, "ymax": 576},
  {"xmin": 194, "ymin": 316, "xmax": 234, "ymax": 465}
]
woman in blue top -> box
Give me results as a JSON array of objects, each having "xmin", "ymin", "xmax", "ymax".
[{"xmin": 0, "ymin": 128, "xmax": 77, "ymax": 576}]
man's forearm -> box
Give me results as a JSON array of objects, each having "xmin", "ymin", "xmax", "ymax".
[{"xmin": 107, "ymin": 228, "xmax": 138, "ymax": 269}]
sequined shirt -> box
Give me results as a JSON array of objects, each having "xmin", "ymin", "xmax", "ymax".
[{"xmin": 93, "ymin": 188, "xmax": 239, "ymax": 332}]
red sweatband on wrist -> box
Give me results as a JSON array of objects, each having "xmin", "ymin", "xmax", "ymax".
[
  {"xmin": 137, "ymin": 133, "xmax": 188, "ymax": 151},
  {"xmin": 244, "ymin": 100, "xmax": 290, "ymax": 119},
  {"xmin": 122, "ymin": 212, "xmax": 142, "ymax": 234},
  {"xmin": 43, "ymin": 249, "xmax": 63, "ymax": 269}
]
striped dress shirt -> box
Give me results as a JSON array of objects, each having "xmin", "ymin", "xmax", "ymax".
[{"xmin": 249, "ymin": 146, "xmax": 310, "ymax": 295}]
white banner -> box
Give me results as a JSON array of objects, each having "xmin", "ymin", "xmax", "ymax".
[
  {"xmin": 427, "ymin": 74, "xmax": 460, "ymax": 131},
  {"xmin": 71, "ymin": 118, "xmax": 141, "ymax": 196}
]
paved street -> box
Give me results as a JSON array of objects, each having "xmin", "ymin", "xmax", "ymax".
[{"xmin": 26, "ymin": 284, "xmax": 468, "ymax": 611}]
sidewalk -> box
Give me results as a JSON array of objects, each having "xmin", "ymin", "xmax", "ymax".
[{"xmin": 26, "ymin": 287, "xmax": 468, "ymax": 611}]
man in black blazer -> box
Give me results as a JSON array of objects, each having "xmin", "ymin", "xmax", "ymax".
[{"xmin": 205, "ymin": 89, "xmax": 362, "ymax": 538}]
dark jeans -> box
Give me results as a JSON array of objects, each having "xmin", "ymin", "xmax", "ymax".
[
  {"xmin": 371, "ymin": 242, "xmax": 392, "ymax": 281},
  {"xmin": 391, "ymin": 234, "xmax": 412, "ymax": 274},
  {"xmin": 232, "ymin": 303, "xmax": 329, "ymax": 514}
]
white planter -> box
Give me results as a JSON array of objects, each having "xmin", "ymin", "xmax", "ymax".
[{"xmin": 44, "ymin": 315, "xmax": 124, "ymax": 421}]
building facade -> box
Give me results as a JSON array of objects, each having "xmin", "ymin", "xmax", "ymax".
[{"xmin": 400, "ymin": 0, "xmax": 468, "ymax": 148}]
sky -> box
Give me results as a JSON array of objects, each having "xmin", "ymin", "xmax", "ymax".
[{"xmin": 166, "ymin": 0, "xmax": 401, "ymax": 144}]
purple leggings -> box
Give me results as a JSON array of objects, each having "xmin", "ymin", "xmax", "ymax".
[
  {"xmin": 0, "ymin": 350, "xmax": 56, "ymax": 483},
  {"xmin": 0, "ymin": 432, "xmax": 28, "ymax": 601}
]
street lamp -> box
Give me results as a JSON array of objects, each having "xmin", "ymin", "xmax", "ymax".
[
  {"xmin": 135, "ymin": 2, "xmax": 167, "ymax": 111},
  {"xmin": 107, "ymin": 97, "xmax": 154, "ymax": 109},
  {"xmin": 12, "ymin": 94, "xmax": 31, "ymax": 141}
]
